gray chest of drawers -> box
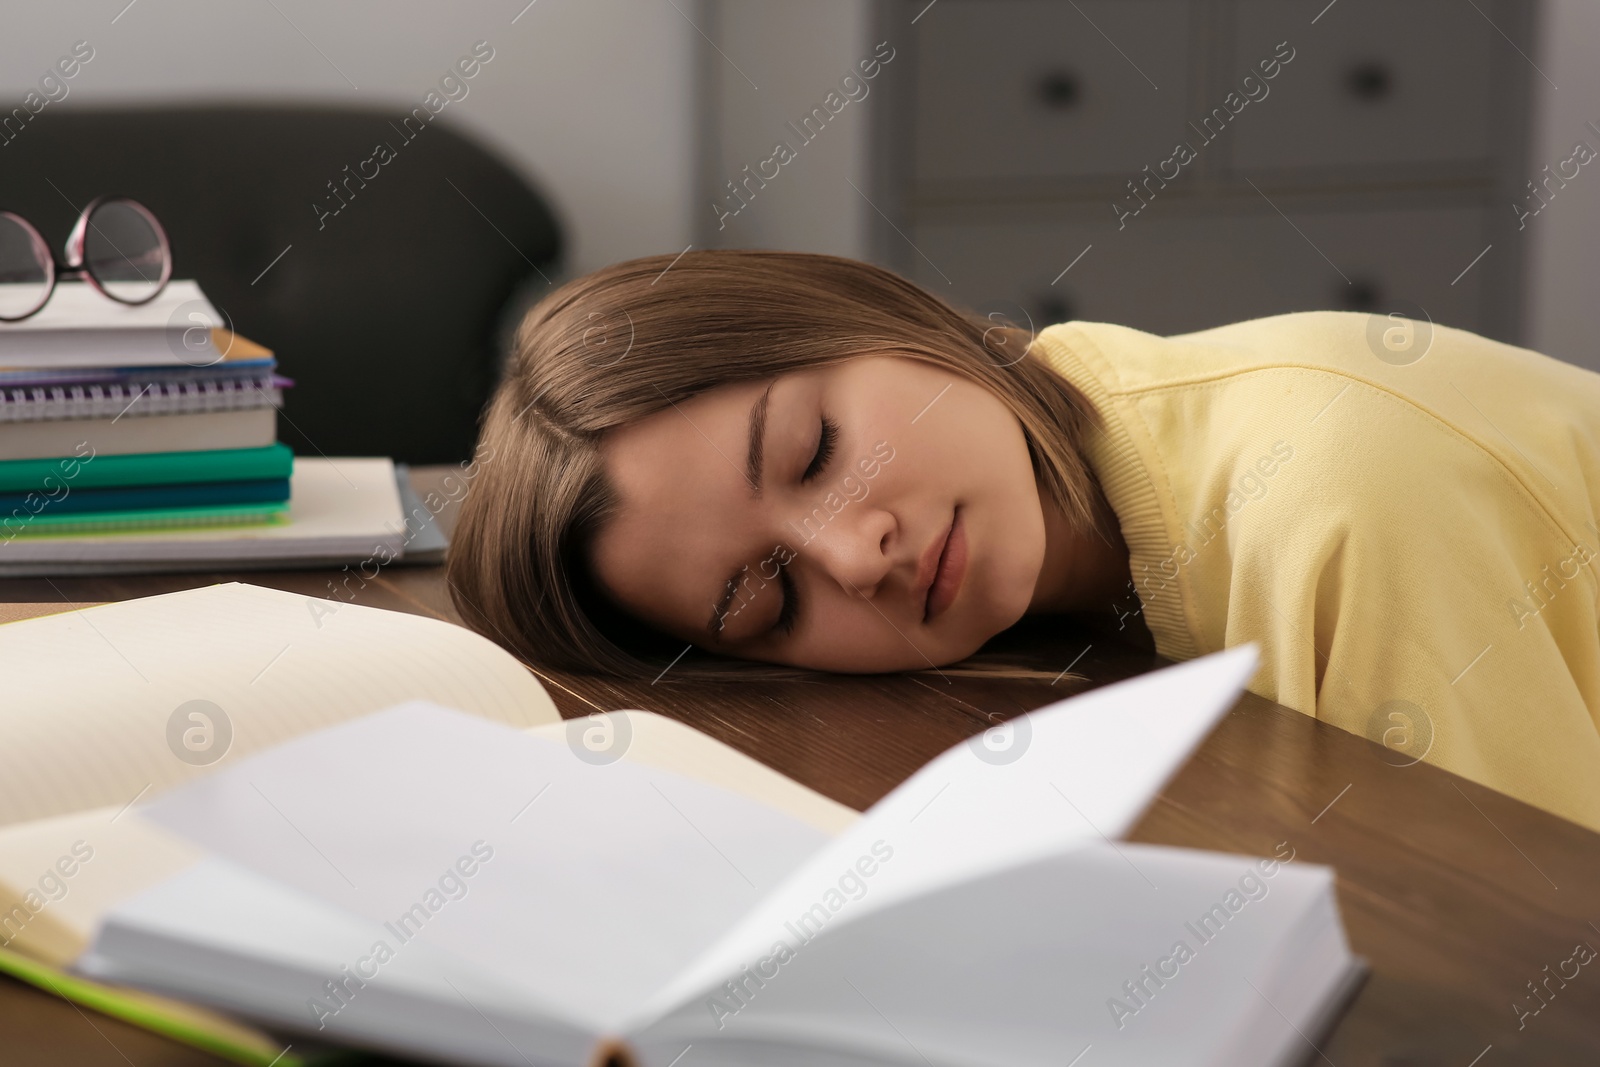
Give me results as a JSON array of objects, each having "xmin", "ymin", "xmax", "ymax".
[{"xmin": 882, "ymin": 0, "xmax": 1537, "ymax": 343}]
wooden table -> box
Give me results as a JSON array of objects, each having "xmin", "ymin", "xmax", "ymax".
[{"xmin": 2, "ymin": 466, "xmax": 1597, "ymax": 1066}]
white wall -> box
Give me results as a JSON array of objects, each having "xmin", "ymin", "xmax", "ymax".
[
  {"xmin": 1524, "ymin": 0, "xmax": 1600, "ymax": 371},
  {"xmin": 0, "ymin": 0, "xmax": 698, "ymax": 278},
  {"xmin": 701, "ymin": 0, "xmax": 879, "ymax": 259}
]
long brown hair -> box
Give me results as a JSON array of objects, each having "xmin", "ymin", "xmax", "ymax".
[{"xmin": 446, "ymin": 250, "xmax": 1107, "ymax": 683}]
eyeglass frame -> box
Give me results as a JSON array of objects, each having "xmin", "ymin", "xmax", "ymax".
[{"xmin": 0, "ymin": 195, "xmax": 173, "ymax": 323}]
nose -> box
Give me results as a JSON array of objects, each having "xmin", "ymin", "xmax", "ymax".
[{"xmin": 795, "ymin": 503, "xmax": 897, "ymax": 601}]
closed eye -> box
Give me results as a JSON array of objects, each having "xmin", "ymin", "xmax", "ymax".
[
  {"xmin": 772, "ymin": 413, "xmax": 832, "ymax": 638},
  {"xmin": 802, "ymin": 415, "xmax": 837, "ymax": 483},
  {"xmin": 772, "ymin": 566, "xmax": 799, "ymax": 637}
]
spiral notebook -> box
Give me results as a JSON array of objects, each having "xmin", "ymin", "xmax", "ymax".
[
  {"xmin": 0, "ymin": 407, "xmax": 278, "ymax": 460},
  {"xmin": 0, "ymin": 374, "xmax": 289, "ymax": 423}
]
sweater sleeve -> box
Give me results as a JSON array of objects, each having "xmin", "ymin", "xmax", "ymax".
[{"xmin": 1219, "ymin": 382, "xmax": 1600, "ymax": 832}]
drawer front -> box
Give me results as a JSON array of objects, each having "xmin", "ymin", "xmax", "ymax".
[
  {"xmin": 913, "ymin": 0, "xmax": 1195, "ymax": 183},
  {"xmin": 907, "ymin": 205, "xmax": 1490, "ymax": 337},
  {"xmin": 1228, "ymin": 0, "xmax": 1498, "ymax": 171}
]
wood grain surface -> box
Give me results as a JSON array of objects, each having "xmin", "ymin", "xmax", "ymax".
[{"xmin": 1, "ymin": 465, "xmax": 1595, "ymax": 1067}]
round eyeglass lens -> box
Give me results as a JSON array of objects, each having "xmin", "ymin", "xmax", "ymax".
[
  {"xmin": 0, "ymin": 213, "xmax": 52, "ymax": 321},
  {"xmin": 84, "ymin": 199, "xmax": 168, "ymax": 303}
]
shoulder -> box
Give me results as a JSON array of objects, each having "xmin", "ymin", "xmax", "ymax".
[
  {"xmin": 1038, "ymin": 309, "xmax": 1595, "ymax": 397},
  {"xmin": 1036, "ymin": 311, "xmax": 1383, "ymax": 393},
  {"xmin": 1038, "ymin": 311, "xmax": 1600, "ymax": 543}
]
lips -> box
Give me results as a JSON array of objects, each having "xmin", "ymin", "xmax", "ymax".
[{"xmin": 921, "ymin": 507, "xmax": 967, "ymax": 622}]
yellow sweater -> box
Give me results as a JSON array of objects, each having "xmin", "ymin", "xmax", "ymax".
[{"xmin": 1034, "ymin": 312, "xmax": 1600, "ymax": 833}]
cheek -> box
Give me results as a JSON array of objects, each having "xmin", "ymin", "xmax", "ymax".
[{"xmin": 960, "ymin": 408, "xmax": 1048, "ymax": 621}]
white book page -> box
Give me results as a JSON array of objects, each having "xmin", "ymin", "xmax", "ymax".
[
  {"xmin": 628, "ymin": 845, "xmax": 1338, "ymax": 1067},
  {"xmin": 84, "ymin": 856, "xmax": 598, "ymax": 1067},
  {"xmin": 0, "ymin": 712, "xmax": 850, "ymax": 968},
  {"xmin": 0, "ymin": 583, "xmax": 558, "ymax": 827},
  {"xmin": 522, "ymin": 712, "xmax": 859, "ymax": 836},
  {"xmin": 627, "ymin": 646, "xmax": 1261, "ymax": 1030},
  {"xmin": 132, "ymin": 702, "xmax": 833, "ymax": 1034},
  {"xmin": 0, "ymin": 804, "xmax": 203, "ymax": 965}
]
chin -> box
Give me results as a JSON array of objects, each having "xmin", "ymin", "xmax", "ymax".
[
  {"xmin": 942, "ymin": 597, "xmax": 1024, "ymax": 663},
  {"xmin": 989, "ymin": 550, "xmax": 1044, "ymax": 632}
]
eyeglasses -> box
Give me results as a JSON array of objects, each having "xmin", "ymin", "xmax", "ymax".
[{"xmin": 0, "ymin": 196, "xmax": 172, "ymax": 322}]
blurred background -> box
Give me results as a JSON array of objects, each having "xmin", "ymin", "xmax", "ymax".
[{"xmin": 0, "ymin": 0, "xmax": 1593, "ymax": 463}]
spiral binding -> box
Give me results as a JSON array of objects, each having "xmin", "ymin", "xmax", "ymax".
[{"xmin": 0, "ymin": 376, "xmax": 283, "ymax": 423}]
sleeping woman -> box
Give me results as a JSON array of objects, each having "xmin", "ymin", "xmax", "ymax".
[{"xmin": 446, "ymin": 249, "xmax": 1600, "ymax": 835}]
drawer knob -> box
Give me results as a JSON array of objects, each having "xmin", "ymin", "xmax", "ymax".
[
  {"xmin": 1036, "ymin": 71, "xmax": 1082, "ymax": 110},
  {"xmin": 1345, "ymin": 61, "xmax": 1392, "ymax": 101}
]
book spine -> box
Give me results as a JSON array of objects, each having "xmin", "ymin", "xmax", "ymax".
[
  {"xmin": 0, "ymin": 443, "xmax": 294, "ymax": 492},
  {"xmin": 0, "ymin": 477, "xmax": 291, "ymax": 515},
  {"xmin": 0, "ymin": 377, "xmax": 284, "ymax": 424},
  {"xmin": 4, "ymin": 500, "xmax": 289, "ymax": 535}
]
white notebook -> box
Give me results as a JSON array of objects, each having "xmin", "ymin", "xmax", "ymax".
[
  {"xmin": 0, "ymin": 456, "xmax": 403, "ymax": 567},
  {"xmin": 0, "ymin": 280, "xmax": 228, "ymax": 369},
  {"xmin": 0, "ymin": 407, "xmax": 276, "ymax": 460},
  {"xmin": 70, "ymin": 647, "xmax": 1365, "ymax": 1067},
  {"xmin": 0, "ymin": 375, "xmax": 283, "ymax": 423},
  {"xmin": 0, "ymin": 582, "xmax": 853, "ymax": 1063}
]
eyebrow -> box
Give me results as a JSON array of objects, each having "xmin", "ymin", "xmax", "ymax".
[
  {"xmin": 745, "ymin": 381, "xmax": 774, "ymax": 498},
  {"xmin": 707, "ymin": 382, "xmax": 777, "ymax": 637}
]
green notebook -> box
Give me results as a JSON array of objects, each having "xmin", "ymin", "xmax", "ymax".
[
  {"xmin": 0, "ymin": 444, "xmax": 293, "ymax": 492},
  {"xmin": 3, "ymin": 502, "xmax": 289, "ymax": 536}
]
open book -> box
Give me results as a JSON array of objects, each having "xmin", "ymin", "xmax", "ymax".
[
  {"xmin": 2, "ymin": 584, "xmax": 1361, "ymax": 1067},
  {"xmin": 0, "ymin": 583, "xmax": 852, "ymax": 1064}
]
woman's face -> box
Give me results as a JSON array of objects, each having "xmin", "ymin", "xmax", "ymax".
[{"xmin": 590, "ymin": 355, "xmax": 1107, "ymax": 673}]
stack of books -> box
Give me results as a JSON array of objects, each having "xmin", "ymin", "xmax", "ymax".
[
  {"xmin": 0, "ymin": 280, "xmax": 293, "ymax": 539},
  {"xmin": 0, "ymin": 281, "xmax": 430, "ymax": 576}
]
